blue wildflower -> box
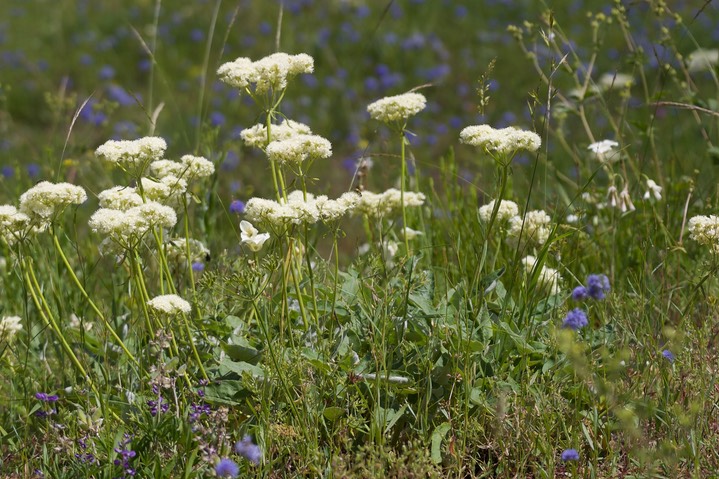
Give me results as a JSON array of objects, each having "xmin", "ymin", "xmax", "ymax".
[
  {"xmin": 215, "ymin": 458, "xmax": 239, "ymax": 478},
  {"xmin": 229, "ymin": 200, "xmax": 245, "ymax": 214},
  {"xmin": 562, "ymin": 308, "xmax": 588, "ymax": 330},
  {"xmin": 2, "ymin": 165, "xmax": 14, "ymax": 178},
  {"xmin": 191, "ymin": 262, "xmax": 205, "ymax": 273},
  {"xmin": 662, "ymin": 349, "xmax": 675, "ymax": 363},
  {"xmin": 586, "ymin": 274, "xmax": 610, "ymax": 300},
  {"xmin": 561, "ymin": 448, "xmax": 579, "ymax": 461},
  {"xmin": 571, "ymin": 286, "xmax": 588, "ymax": 301},
  {"xmin": 26, "ymin": 163, "xmax": 40, "ymax": 178},
  {"xmin": 35, "ymin": 392, "xmax": 59, "ymax": 402},
  {"xmin": 235, "ymin": 435, "xmax": 261, "ymax": 465}
]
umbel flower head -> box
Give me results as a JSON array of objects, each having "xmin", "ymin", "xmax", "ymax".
[
  {"xmin": 0, "ymin": 205, "xmax": 31, "ymax": 245},
  {"xmin": 507, "ymin": 210, "xmax": 552, "ymax": 248},
  {"xmin": 147, "ymin": 294, "xmax": 191, "ymax": 316},
  {"xmin": 19, "ymin": 181, "xmax": 87, "ymax": 227},
  {"xmin": 266, "ymin": 134, "xmax": 332, "ymax": 166},
  {"xmin": 240, "ymin": 119, "xmax": 312, "ymax": 150},
  {"xmin": 217, "ymin": 52, "xmax": 314, "ymax": 94},
  {"xmin": 244, "ymin": 191, "xmax": 359, "ymax": 227},
  {"xmin": 0, "ymin": 315, "xmax": 22, "ymax": 342},
  {"xmin": 95, "ymin": 137, "xmax": 167, "ymax": 169},
  {"xmin": 353, "ymin": 188, "xmax": 425, "ymax": 219},
  {"xmin": 89, "ymin": 201, "xmax": 177, "ymax": 246},
  {"xmin": 367, "ymin": 92, "xmax": 427, "ymax": 123},
  {"xmin": 521, "ymin": 255, "xmax": 562, "ymax": 295},
  {"xmin": 478, "ymin": 199, "xmax": 519, "ymax": 223},
  {"xmin": 688, "ymin": 215, "xmax": 719, "ymax": 251},
  {"xmin": 460, "ymin": 124, "xmax": 541, "ymax": 155}
]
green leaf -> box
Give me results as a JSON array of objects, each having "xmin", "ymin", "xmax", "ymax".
[
  {"xmin": 323, "ymin": 406, "xmax": 345, "ymax": 421},
  {"xmin": 218, "ymin": 357, "xmax": 264, "ymax": 378},
  {"xmin": 431, "ymin": 422, "xmax": 452, "ymax": 464},
  {"xmin": 222, "ymin": 337, "xmax": 262, "ymax": 364}
]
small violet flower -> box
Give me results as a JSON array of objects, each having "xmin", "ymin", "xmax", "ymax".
[
  {"xmin": 571, "ymin": 286, "xmax": 588, "ymax": 301},
  {"xmin": 662, "ymin": 349, "xmax": 675, "ymax": 363},
  {"xmin": 229, "ymin": 199, "xmax": 245, "ymax": 214},
  {"xmin": 586, "ymin": 274, "xmax": 610, "ymax": 300},
  {"xmin": 35, "ymin": 392, "xmax": 59, "ymax": 402},
  {"xmin": 235, "ymin": 435, "xmax": 261, "ymax": 465},
  {"xmin": 561, "ymin": 448, "xmax": 580, "ymax": 461},
  {"xmin": 562, "ymin": 308, "xmax": 588, "ymax": 331},
  {"xmin": 215, "ymin": 458, "xmax": 239, "ymax": 478}
]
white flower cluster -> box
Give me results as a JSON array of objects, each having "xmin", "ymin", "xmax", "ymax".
[
  {"xmin": 367, "ymin": 92, "xmax": 427, "ymax": 123},
  {"xmin": 643, "ymin": 179, "xmax": 662, "ymax": 201},
  {"xmin": 0, "ymin": 205, "xmax": 30, "ymax": 245},
  {"xmin": 141, "ymin": 177, "xmax": 187, "ymax": 206},
  {"xmin": 95, "ymin": 137, "xmax": 167, "ymax": 168},
  {"xmin": 148, "ymin": 155, "xmax": 214, "ymax": 181},
  {"xmin": 98, "ymin": 186, "xmax": 143, "ymax": 211},
  {"xmin": 166, "ymin": 237, "xmax": 210, "ymax": 265},
  {"xmin": 240, "ymin": 220, "xmax": 271, "ymax": 252},
  {"xmin": 147, "ymin": 294, "xmax": 191, "ymax": 316},
  {"xmin": 0, "ymin": 315, "xmax": 22, "ymax": 342},
  {"xmin": 266, "ymin": 134, "xmax": 332, "ymax": 165},
  {"xmin": 217, "ymin": 53, "xmax": 314, "ymax": 94},
  {"xmin": 460, "ymin": 125, "xmax": 541, "ymax": 154},
  {"xmin": 507, "ymin": 210, "xmax": 552, "ymax": 247},
  {"xmin": 478, "ymin": 199, "xmax": 519, "ymax": 223},
  {"xmin": 240, "ymin": 119, "xmax": 312, "ymax": 149},
  {"xmin": 688, "ymin": 215, "xmax": 719, "ymax": 251},
  {"xmin": 245, "ymin": 191, "xmax": 360, "ymax": 227},
  {"xmin": 19, "ymin": 181, "xmax": 87, "ymax": 228},
  {"xmin": 354, "ymin": 188, "xmax": 426, "ymax": 219},
  {"xmin": 687, "ymin": 48, "xmax": 719, "ymax": 73},
  {"xmin": 521, "ymin": 255, "xmax": 562, "ymax": 295},
  {"xmin": 598, "ymin": 72, "xmax": 633, "ymax": 90},
  {"xmin": 89, "ymin": 201, "xmax": 177, "ymax": 247}
]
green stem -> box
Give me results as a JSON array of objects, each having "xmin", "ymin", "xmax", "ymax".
[{"xmin": 400, "ymin": 129, "xmax": 410, "ymax": 254}]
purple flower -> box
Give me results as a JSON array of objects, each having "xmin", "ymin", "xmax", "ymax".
[
  {"xmin": 562, "ymin": 308, "xmax": 588, "ymax": 330},
  {"xmin": 191, "ymin": 262, "xmax": 205, "ymax": 273},
  {"xmin": 586, "ymin": 274, "xmax": 610, "ymax": 300},
  {"xmin": 662, "ymin": 349, "xmax": 675, "ymax": 363},
  {"xmin": 561, "ymin": 448, "xmax": 579, "ymax": 461},
  {"xmin": 2, "ymin": 165, "xmax": 14, "ymax": 178},
  {"xmin": 571, "ymin": 286, "xmax": 588, "ymax": 301},
  {"xmin": 26, "ymin": 163, "xmax": 40, "ymax": 178},
  {"xmin": 215, "ymin": 458, "xmax": 239, "ymax": 478},
  {"xmin": 35, "ymin": 392, "xmax": 59, "ymax": 402},
  {"xmin": 235, "ymin": 435, "xmax": 261, "ymax": 465},
  {"xmin": 229, "ymin": 200, "xmax": 245, "ymax": 214}
]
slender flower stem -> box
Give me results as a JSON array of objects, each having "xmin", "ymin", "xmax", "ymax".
[
  {"xmin": 399, "ymin": 129, "xmax": 410, "ymax": 254},
  {"xmin": 51, "ymin": 232, "xmax": 140, "ymax": 369}
]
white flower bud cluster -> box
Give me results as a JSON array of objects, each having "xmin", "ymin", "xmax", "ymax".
[
  {"xmin": 266, "ymin": 134, "xmax": 332, "ymax": 166},
  {"xmin": 521, "ymin": 255, "xmax": 562, "ymax": 295},
  {"xmin": 507, "ymin": 210, "xmax": 552, "ymax": 248},
  {"xmin": 367, "ymin": 92, "xmax": 427, "ymax": 123},
  {"xmin": 147, "ymin": 294, "xmax": 191, "ymax": 316},
  {"xmin": 240, "ymin": 119, "xmax": 313, "ymax": 149},
  {"xmin": 89, "ymin": 201, "xmax": 177, "ymax": 247},
  {"xmin": 688, "ymin": 215, "xmax": 719, "ymax": 251},
  {"xmin": 478, "ymin": 199, "xmax": 519, "ymax": 223},
  {"xmin": 354, "ymin": 188, "xmax": 426, "ymax": 219},
  {"xmin": 217, "ymin": 52, "xmax": 314, "ymax": 94},
  {"xmin": 460, "ymin": 125, "xmax": 541, "ymax": 154},
  {"xmin": 98, "ymin": 186, "xmax": 143, "ymax": 211},
  {"xmin": 245, "ymin": 191, "xmax": 360, "ymax": 227},
  {"xmin": 95, "ymin": 137, "xmax": 167, "ymax": 168},
  {"xmin": 0, "ymin": 315, "xmax": 22, "ymax": 342},
  {"xmin": 19, "ymin": 181, "xmax": 87, "ymax": 230},
  {"xmin": 0, "ymin": 205, "xmax": 30, "ymax": 245}
]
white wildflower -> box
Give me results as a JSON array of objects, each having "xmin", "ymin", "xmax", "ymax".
[
  {"xmin": 217, "ymin": 53, "xmax": 314, "ymax": 94},
  {"xmin": 98, "ymin": 186, "xmax": 143, "ymax": 211},
  {"xmin": 0, "ymin": 205, "xmax": 30, "ymax": 245},
  {"xmin": 507, "ymin": 210, "xmax": 552, "ymax": 247},
  {"xmin": 266, "ymin": 134, "xmax": 332, "ymax": 165},
  {"xmin": 382, "ymin": 240, "xmax": 399, "ymax": 264},
  {"xmin": 598, "ymin": 72, "xmax": 633, "ymax": 90},
  {"xmin": 180, "ymin": 155, "xmax": 215, "ymax": 178},
  {"xmin": 687, "ymin": 48, "xmax": 719, "ymax": 73},
  {"xmin": 521, "ymin": 255, "xmax": 562, "ymax": 295},
  {"xmin": 150, "ymin": 159, "xmax": 184, "ymax": 179},
  {"xmin": 367, "ymin": 92, "xmax": 427, "ymax": 123},
  {"xmin": 95, "ymin": 137, "xmax": 167, "ymax": 168},
  {"xmin": 147, "ymin": 294, "xmax": 191, "ymax": 316},
  {"xmin": 478, "ymin": 199, "xmax": 519, "ymax": 223},
  {"xmin": 460, "ymin": 124, "xmax": 541, "ymax": 154},
  {"xmin": 89, "ymin": 201, "xmax": 176, "ymax": 243},
  {"xmin": 688, "ymin": 215, "xmax": 719, "ymax": 250},
  {"xmin": 643, "ymin": 179, "xmax": 662, "ymax": 201},
  {"xmin": 402, "ymin": 227, "xmax": 423, "ymax": 240},
  {"xmin": 587, "ymin": 139, "xmax": 621, "ymax": 162},
  {"xmin": 240, "ymin": 220, "xmax": 270, "ymax": 252},
  {"xmin": 240, "ymin": 119, "xmax": 313, "ymax": 149},
  {"xmin": 19, "ymin": 181, "xmax": 87, "ymax": 223},
  {"xmin": 0, "ymin": 315, "xmax": 22, "ymax": 341},
  {"xmin": 354, "ymin": 188, "xmax": 426, "ymax": 219}
]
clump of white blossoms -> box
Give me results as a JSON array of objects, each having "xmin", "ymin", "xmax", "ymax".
[
  {"xmin": 686, "ymin": 48, "xmax": 719, "ymax": 73},
  {"xmin": 217, "ymin": 52, "xmax": 314, "ymax": 94},
  {"xmin": 166, "ymin": 238, "xmax": 210, "ymax": 265},
  {"xmin": 521, "ymin": 255, "xmax": 562, "ymax": 295},
  {"xmin": 241, "ymin": 119, "xmax": 312, "ymax": 149},
  {"xmin": 266, "ymin": 134, "xmax": 332, "ymax": 166},
  {"xmin": 354, "ymin": 188, "xmax": 426, "ymax": 219},
  {"xmin": 141, "ymin": 176, "xmax": 187, "ymax": 206},
  {"xmin": 508, "ymin": 210, "xmax": 552, "ymax": 247},
  {"xmin": 607, "ymin": 185, "xmax": 635, "ymax": 213},
  {"xmin": 89, "ymin": 201, "xmax": 177, "ymax": 246},
  {"xmin": 150, "ymin": 159, "xmax": 185, "ymax": 179},
  {"xmin": 147, "ymin": 294, "xmax": 191, "ymax": 316},
  {"xmin": 240, "ymin": 220, "xmax": 270, "ymax": 252},
  {"xmin": 244, "ymin": 191, "xmax": 359, "ymax": 227},
  {"xmin": 598, "ymin": 72, "xmax": 633, "ymax": 90},
  {"xmin": 0, "ymin": 205, "xmax": 30, "ymax": 245},
  {"xmin": 95, "ymin": 137, "xmax": 167, "ymax": 169},
  {"xmin": 98, "ymin": 186, "xmax": 143, "ymax": 211},
  {"xmin": 478, "ymin": 199, "xmax": 519, "ymax": 223},
  {"xmin": 0, "ymin": 315, "xmax": 22, "ymax": 342},
  {"xmin": 179, "ymin": 155, "xmax": 215, "ymax": 179},
  {"xmin": 19, "ymin": 181, "xmax": 87, "ymax": 226},
  {"xmin": 460, "ymin": 125, "xmax": 541, "ymax": 155},
  {"xmin": 643, "ymin": 179, "xmax": 662, "ymax": 201},
  {"xmin": 367, "ymin": 92, "xmax": 427, "ymax": 123},
  {"xmin": 587, "ymin": 140, "xmax": 620, "ymax": 162},
  {"xmin": 688, "ymin": 215, "xmax": 719, "ymax": 251}
]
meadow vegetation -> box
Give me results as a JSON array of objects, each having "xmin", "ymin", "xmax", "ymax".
[{"xmin": 2, "ymin": 0, "xmax": 719, "ymax": 477}]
